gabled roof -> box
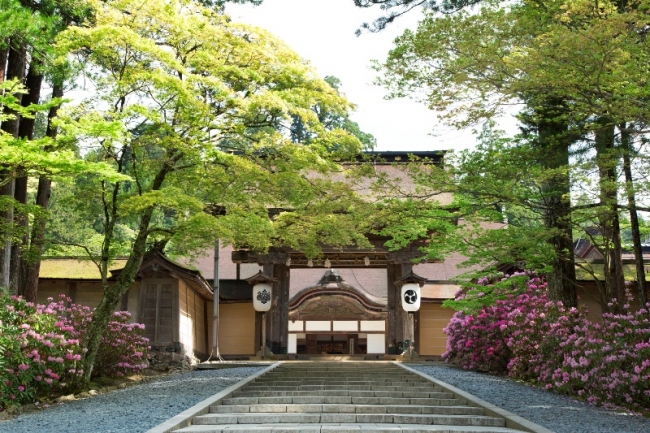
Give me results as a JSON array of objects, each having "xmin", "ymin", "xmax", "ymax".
[
  {"xmin": 130, "ymin": 252, "xmax": 214, "ymax": 300},
  {"xmin": 40, "ymin": 253, "xmax": 214, "ymax": 300}
]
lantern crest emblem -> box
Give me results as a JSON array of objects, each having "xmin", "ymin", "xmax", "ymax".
[{"xmin": 257, "ymin": 288, "xmax": 271, "ymax": 304}]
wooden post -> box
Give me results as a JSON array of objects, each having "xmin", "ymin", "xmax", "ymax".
[
  {"xmin": 386, "ymin": 263, "xmax": 402, "ymax": 353},
  {"xmin": 408, "ymin": 312, "xmax": 415, "ymax": 357},
  {"xmin": 263, "ymin": 262, "xmax": 275, "ymax": 352},
  {"xmin": 401, "ymin": 263, "xmax": 413, "ymax": 353},
  {"xmin": 261, "ymin": 312, "xmax": 267, "ymax": 360},
  {"xmin": 266, "ymin": 262, "xmax": 290, "ymax": 354},
  {"xmin": 212, "ymin": 240, "xmax": 222, "ymax": 360}
]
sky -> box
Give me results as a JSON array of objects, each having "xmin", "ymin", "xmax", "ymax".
[{"xmin": 225, "ymin": 0, "xmax": 492, "ymax": 152}]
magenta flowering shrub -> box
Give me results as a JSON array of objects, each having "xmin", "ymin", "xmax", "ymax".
[
  {"xmin": 527, "ymin": 296, "xmax": 650, "ymax": 411},
  {"xmin": 442, "ymin": 308, "xmax": 511, "ymax": 372},
  {"xmin": 0, "ymin": 294, "xmax": 84, "ymax": 410},
  {"xmin": 55, "ymin": 303, "xmax": 150, "ymax": 379},
  {"xmin": 92, "ymin": 311, "xmax": 149, "ymax": 377},
  {"xmin": 443, "ymin": 273, "xmax": 650, "ymax": 412},
  {"xmin": 443, "ymin": 275, "xmax": 548, "ymax": 373},
  {"xmin": 0, "ymin": 294, "xmax": 149, "ymax": 411}
]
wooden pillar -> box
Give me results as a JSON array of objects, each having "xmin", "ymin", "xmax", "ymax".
[
  {"xmin": 254, "ymin": 311, "xmax": 262, "ymax": 353},
  {"xmin": 414, "ymin": 309, "xmax": 421, "ymax": 353},
  {"xmin": 68, "ymin": 281, "xmax": 77, "ymax": 304},
  {"xmin": 387, "ymin": 262, "xmax": 414, "ymax": 354},
  {"xmin": 120, "ymin": 289, "xmax": 129, "ymax": 311},
  {"xmin": 263, "ymin": 262, "xmax": 274, "ymax": 352},
  {"xmin": 264, "ymin": 261, "xmax": 290, "ymax": 354},
  {"xmin": 387, "ymin": 263, "xmax": 403, "ymax": 353},
  {"xmin": 401, "ymin": 262, "xmax": 413, "ymax": 352},
  {"xmin": 270, "ymin": 262, "xmax": 289, "ymax": 354}
]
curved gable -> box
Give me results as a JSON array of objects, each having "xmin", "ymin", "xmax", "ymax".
[{"xmin": 289, "ymin": 273, "xmax": 387, "ymax": 321}]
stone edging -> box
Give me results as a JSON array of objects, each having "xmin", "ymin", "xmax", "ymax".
[
  {"xmin": 395, "ymin": 362, "xmax": 556, "ymax": 433},
  {"xmin": 144, "ymin": 361, "xmax": 281, "ymax": 433}
]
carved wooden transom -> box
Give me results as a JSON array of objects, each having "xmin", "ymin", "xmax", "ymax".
[{"xmin": 290, "ymin": 294, "xmax": 386, "ymax": 321}]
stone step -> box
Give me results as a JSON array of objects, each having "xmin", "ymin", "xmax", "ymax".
[
  {"xmin": 211, "ymin": 404, "xmax": 484, "ymax": 416},
  {"xmin": 242, "ymin": 385, "xmax": 449, "ymax": 394},
  {"xmin": 269, "ymin": 368, "xmax": 408, "ymax": 377},
  {"xmin": 162, "ymin": 362, "xmax": 530, "ymax": 433},
  {"xmin": 233, "ymin": 387, "xmax": 453, "ymax": 398},
  {"xmin": 191, "ymin": 413, "xmax": 507, "ymax": 427},
  {"xmin": 250, "ymin": 379, "xmax": 441, "ymax": 384},
  {"xmin": 262, "ymin": 369, "xmax": 408, "ymax": 372},
  {"xmin": 223, "ymin": 396, "xmax": 465, "ymax": 406},
  {"xmin": 255, "ymin": 373, "xmax": 422, "ymax": 382},
  {"xmin": 176, "ymin": 423, "xmax": 528, "ymax": 432},
  {"xmin": 234, "ymin": 390, "xmax": 450, "ymax": 398}
]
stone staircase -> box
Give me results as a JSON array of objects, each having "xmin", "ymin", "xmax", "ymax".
[{"xmin": 175, "ymin": 362, "xmax": 529, "ymax": 432}]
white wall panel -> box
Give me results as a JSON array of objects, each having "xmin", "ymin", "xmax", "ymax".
[
  {"xmin": 360, "ymin": 321, "xmax": 385, "ymax": 332},
  {"xmin": 367, "ymin": 334, "xmax": 385, "ymax": 353},
  {"xmin": 332, "ymin": 321, "xmax": 358, "ymax": 332},
  {"xmin": 288, "ymin": 334, "xmax": 297, "ymax": 354},
  {"xmin": 305, "ymin": 321, "xmax": 331, "ymax": 331}
]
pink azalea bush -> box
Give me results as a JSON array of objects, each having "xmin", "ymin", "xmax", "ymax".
[
  {"xmin": 92, "ymin": 311, "xmax": 149, "ymax": 378},
  {"xmin": 443, "ymin": 274, "xmax": 650, "ymax": 412},
  {"xmin": 443, "ymin": 273, "xmax": 547, "ymax": 372},
  {"xmin": 0, "ymin": 294, "xmax": 84, "ymax": 410},
  {"xmin": 0, "ymin": 294, "xmax": 149, "ymax": 411}
]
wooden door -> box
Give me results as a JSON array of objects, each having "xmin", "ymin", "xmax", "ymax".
[
  {"xmin": 306, "ymin": 334, "xmax": 318, "ymax": 354},
  {"xmin": 141, "ymin": 282, "xmax": 173, "ymax": 343}
]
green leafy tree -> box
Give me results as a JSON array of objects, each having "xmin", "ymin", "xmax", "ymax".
[
  {"xmin": 290, "ymin": 76, "xmax": 376, "ymax": 150},
  {"xmin": 372, "ymin": 0, "xmax": 650, "ymax": 307},
  {"xmin": 53, "ymin": 0, "xmax": 368, "ymax": 387},
  {"xmin": 0, "ymin": 0, "xmax": 97, "ymax": 300}
]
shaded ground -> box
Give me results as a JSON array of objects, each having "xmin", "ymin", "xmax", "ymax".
[
  {"xmin": 411, "ymin": 363, "xmax": 650, "ymax": 433},
  {"xmin": 0, "ymin": 366, "xmax": 264, "ymax": 433}
]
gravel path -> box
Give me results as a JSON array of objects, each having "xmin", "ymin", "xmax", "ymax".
[
  {"xmin": 0, "ymin": 366, "xmax": 264, "ymax": 433},
  {"xmin": 1, "ymin": 362, "xmax": 648, "ymax": 433},
  {"xmin": 410, "ymin": 363, "xmax": 650, "ymax": 433}
]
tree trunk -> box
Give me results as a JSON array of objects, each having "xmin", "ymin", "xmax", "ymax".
[
  {"xmin": 595, "ymin": 120, "xmax": 625, "ymax": 308},
  {"xmin": 620, "ymin": 124, "xmax": 647, "ymax": 306},
  {"xmin": 23, "ymin": 84, "xmax": 64, "ymax": 302},
  {"xmin": 0, "ymin": 43, "xmax": 26, "ymax": 291},
  {"xmin": 12, "ymin": 63, "xmax": 43, "ymax": 297},
  {"xmin": 0, "ymin": 46, "xmax": 7, "ymax": 84},
  {"xmin": 535, "ymin": 100, "xmax": 577, "ymax": 308},
  {"xmin": 75, "ymin": 158, "xmax": 174, "ymax": 389},
  {"xmin": 76, "ymin": 207, "xmax": 155, "ymax": 388}
]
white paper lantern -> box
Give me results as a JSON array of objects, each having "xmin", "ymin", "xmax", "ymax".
[
  {"xmin": 401, "ymin": 283, "xmax": 421, "ymax": 312},
  {"xmin": 253, "ymin": 283, "xmax": 273, "ymax": 312}
]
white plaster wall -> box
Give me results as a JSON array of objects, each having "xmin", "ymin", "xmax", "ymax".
[
  {"xmin": 332, "ymin": 321, "xmax": 358, "ymax": 332},
  {"xmin": 288, "ymin": 334, "xmax": 297, "ymax": 354},
  {"xmin": 360, "ymin": 321, "xmax": 385, "ymax": 332},
  {"xmin": 367, "ymin": 334, "xmax": 385, "ymax": 354},
  {"xmin": 305, "ymin": 321, "xmax": 331, "ymax": 331}
]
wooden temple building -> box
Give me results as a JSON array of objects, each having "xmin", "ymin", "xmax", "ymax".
[{"xmin": 34, "ymin": 151, "xmax": 618, "ymax": 363}]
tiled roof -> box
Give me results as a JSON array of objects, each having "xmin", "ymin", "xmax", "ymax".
[
  {"xmin": 178, "ymin": 245, "xmax": 252, "ymax": 280},
  {"xmin": 289, "ymin": 268, "xmax": 387, "ymax": 299},
  {"xmin": 413, "ymin": 252, "xmax": 484, "ymax": 281},
  {"xmin": 421, "ymin": 283, "xmax": 460, "ymax": 300}
]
